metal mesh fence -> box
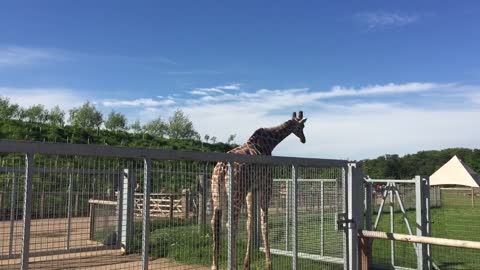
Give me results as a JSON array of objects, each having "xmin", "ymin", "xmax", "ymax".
[
  {"xmin": 429, "ymin": 187, "xmax": 480, "ymax": 269},
  {"xmin": 0, "ymin": 142, "xmax": 349, "ymax": 270}
]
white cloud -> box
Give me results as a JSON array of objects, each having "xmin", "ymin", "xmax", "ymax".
[
  {"xmin": 0, "ymin": 46, "xmax": 67, "ymax": 67},
  {"xmin": 355, "ymin": 12, "xmax": 420, "ymax": 29},
  {"xmin": 189, "ymin": 83, "xmax": 241, "ymax": 95},
  {"xmin": 102, "ymin": 98, "xmax": 175, "ymax": 107},
  {"xmin": 0, "ymin": 87, "xmax": 83, "ymax": 110}
]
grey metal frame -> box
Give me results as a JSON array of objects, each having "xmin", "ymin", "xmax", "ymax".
[{"xmin": 0, "ymin": 139, "xmax": 352, "ymax": 270}]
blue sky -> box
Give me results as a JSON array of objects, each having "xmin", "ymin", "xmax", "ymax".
[{"xmin": 1, "ymin": 1, "xmax": 480, "ymax": 159}]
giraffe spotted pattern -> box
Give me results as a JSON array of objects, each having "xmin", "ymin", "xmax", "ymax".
[{"xmin": 210, "ymin": 111, "xmax": 307, "ymax": 270}]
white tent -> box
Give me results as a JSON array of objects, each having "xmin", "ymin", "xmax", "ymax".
[{"xmin": 430, "ymin": 155, "xmax": 480, "ymax": 187}]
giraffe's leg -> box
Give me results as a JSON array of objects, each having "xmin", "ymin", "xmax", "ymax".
[
  {"xmin": 211, "ymin": 165, "xmax": 224, "ymax": 270},
  {"xmin": 228, "ymin": 201, "xmax": 241, "ymax": 270},
  {"xmin": 243, "ymin": 191, "xmax": 253, "ymax": 270},
  {"xmin": 211, "ymin": 207, "xmax": 222, "ymax": 270},
  {"xmin": 257, "ymin": 192, "xmax": 271, "ymax": 270}
]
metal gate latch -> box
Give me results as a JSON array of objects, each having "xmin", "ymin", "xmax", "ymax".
[{"xmin": 336, "ymin": 213, "xmax": 355, "ymax": 230}]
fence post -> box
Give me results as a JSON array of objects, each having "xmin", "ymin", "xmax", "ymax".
[
  {"xmin": 197, "ymin": 174, "xmax": 207, "ymax": 227},
  {"xmin": 320, "ymin": 180, "xmax": 325, "ymax": 256},
  {"xmin": 142, "ymin": 158, "xmax": 152, "ymax": 270},
  {"xmin": 182, "ymin": 189, "xmax": 189, "ymax": 219},
  {"xmin": 74, "ymin": 193, "xmax": 79, "ymax": 217},
  {"xmin": 121, "ymin": 168, "xmax": 135, "ymax": 253},
  {"xmin": 415, "ymin": 175, "xmax": 428, "ymax": 270},
  {"xmin": 227, "ymin": 162, "xmax": 234, "ymax": 270},
  {"xmin": 347, "ymin": 162, "xmax": 364, "ymax": 270},
  {"xmin": 292, "ymin": 164, "xmax": 298, "ymax": 270},
  {"xmin": 169, "ymin": 196, "xmax": 174, "ymax": 220},
  {"xmin": 9, "ymin": 173, "xmax": 16, "ymax": 256},
  {"xmin": 89, "ymin": 203, "xmax": 96, "ymax": 240},
  {"xmin": 66, "ymin": 172, "xmax": 73, "ymax": 250},
  {"xmin": 285, "ymin": 179, "xmax": 290, "ymax": 251},
  {"xmin": 0, "ymin": 191, "xmax": 3, "ymax": 220},
  {"xmin": 424, "ymin": 177, "xmax": 432, "ymax": 269},
  {"xmin": 20, "ymin": 153, "xmax": 34, "ymax": 270},
  {"xmin": 38, "ymin": 192, "xmax": 44, "ymax": 219}
]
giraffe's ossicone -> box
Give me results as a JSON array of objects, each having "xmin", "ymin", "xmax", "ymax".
[{"xmin": 211, "ymin": 111, "xmax": 307, "ymax": 270}]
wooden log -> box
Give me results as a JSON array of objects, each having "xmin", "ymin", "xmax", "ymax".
[
  {"xmin": 169, "ymin": 196, "xmax": 174, "ymax": 220},
  {"xmin": 360, "ymin": 230, "xmax": 480, "ymax": 250},
  {"xmin": 182, "ymin": 189, "xmax": 189, "ymax": 219}
]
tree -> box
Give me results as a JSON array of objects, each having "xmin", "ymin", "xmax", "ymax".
[
  {"xmin": 69, "ymin": 102, "xmax": 103, "ymax": 131},
  {"xmin": 130, "ymin": 120, "xmax": 143, "ymax": 134},
  {"xmin": 167, "ymin": 109, "xmax": 199, "ymax": 140},
  {"xmin": 144, "ymin": 117, "xmax": 168, "ymax": 137},
  {"xmin": 0, "ymin": 98, "xmax": 20, "ymax": 120},
  {"xmin": 105, "ymin": 111, "xmax": 127, "ymax": 131},
  {"xmin": 210, "ymin": 136, "xmax": 217, "ymax": 144},
  {"xmin": 48, "ymin": 106, "xmax": 65, "ymax": 127},
  {"xmin": 227, "ymin": 134, "xmax": 236, "ymax": 144},
  {"xmin": 204, "ymin": 134, "xmax": 210, "ymax": 143},
  {"xmin": 24, "ymin": 104, "xmax": 48, "ymax": 123}
]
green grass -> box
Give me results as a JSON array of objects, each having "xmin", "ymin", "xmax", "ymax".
[
  {"xmin": 372, "ymin": 191, "xmax": 480, "ymax": 270},
  {"xmin": 121, "ymin": 192, "xmax": 479, "ymax": 269}
]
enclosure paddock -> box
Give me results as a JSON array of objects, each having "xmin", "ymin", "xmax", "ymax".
[
  {"xmin": 0, "ymin": 218, "xmax": 208, "ymax": 269},
  {"xmin": 0, "ymin": 250, "xmax": 209, "ymax": 269}
]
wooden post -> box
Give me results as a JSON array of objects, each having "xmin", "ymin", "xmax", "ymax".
[
  {"xmin": 39, "ymin": 192, "xmax": 45, "ymax": 219},
  {"xmin": 197, "ymin": 174, "xmax": 207, "ymax": 227},
  {"xmin": 359, "ymin": 237, "xmax": 371, "ymax": 270},
  {"xmin": 74, "ymin": 193, "xmax": 79, "ymax": 217},
  {"xmin": 0, "ymin": 192, "xmax": 4, "ymax": 219},
  {"xmin": 89, "ymin": 203, "xmax": 96, "ymax": 240},
  {"xmin": 182, "ymin": 189, "xmax": 189, "ymax": 219},
  {"xmin": 472, "ymin": 188, "xmax": 475, "ymax": 208},
  {"xmin": 169, "ymin": 196, "xmax": 174, "ymax": 220}
]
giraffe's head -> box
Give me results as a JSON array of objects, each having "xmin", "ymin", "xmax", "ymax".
[{"xmin": 291, "ymin": 111, "xmax": 307, "ymax": 144}]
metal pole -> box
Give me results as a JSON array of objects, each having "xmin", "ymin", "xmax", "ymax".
[
  {"xmin": 292, "ymin": 164, "xmax": 298, "ymax": 270},
  {"xmin": 389, "ymin": 184, "xmax": 395, "ymax": 267},
  {"xmin": 415, "ymin": 176, "xmax": 427, "ymax": 270},
  {"xmin": 9, "ymin": 173, "xmax": 16, "ymax": 256},
  {"xmin": 365, "ymin": 182, "xmax": 373, "ymax": 231},
  {"xmin": 347, "ymin": 163, "xmax": 360, "ymax": 270},
  {"xmin": 320, "ymin": 180, "xmax": 325, "ymax": 256},
  {"xmin": 116, "ymin": 170, "xmax": 123, "ymax": 249},
  {"xmin": 121, "ymin": 168, "xmax": 134, "ymax": 252},
  {"xmin": 285, "ymin": 179, "xmax": 290, "ymax": 251},
  {"xmin": 66, "ymin": 172, "xmax": 73, "ymax": 250},
  {"xmin": 227, "ymin": 162, "xmax": 234, "ymax": 270},
  {"xmin": 374, "ymin": 186, "xmax": 390, "ymax": 230},
  {"xmin": 141, "ymin": 158, "xmax": 151, "ymax": 270},
  {"xmin": 424, "ymin": 177, "xmax": 432, "ymax": 270},
  {"xmin": 20, "ymin": 153, "xmax": 34, "ymax": 270},
  {"xmin": 393, "ymin": 185, "xmax": 416, "ymax": 251}
]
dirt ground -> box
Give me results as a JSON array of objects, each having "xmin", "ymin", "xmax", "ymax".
[{"xmin": 0, "ymin": 218, "xmax": 210, "ymax": 269}]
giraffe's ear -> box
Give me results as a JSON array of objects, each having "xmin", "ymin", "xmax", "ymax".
[
  {"xmin": 300, "ymin": 118, "xmax": 307, "ymax": 124},
  {"xmin": 298, "ymin": 111, "xmax": 303, "ymax": 119},
  {"xmin": 292, "ymin": 112, "xmax": 297, "ymax": 119}
]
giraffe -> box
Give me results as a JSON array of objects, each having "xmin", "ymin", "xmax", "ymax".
[{"xmin": 211, "ymin": 111, "xmax": 307, "ymax": 270}]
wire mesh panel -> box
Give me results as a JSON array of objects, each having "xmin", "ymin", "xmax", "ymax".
[
  {"xmin": 429, "ymin": 187, "xmax": 480, "ymax": 269},
  {"xmin": 0, "ymin": 154, "xmax": 26, "ymax": 267},
  {"xmin": 0, "ymin": 141, "xmax": 350, "ymax": 270},
  {"xmin": 368, "ymin": 180, "xmax": 418, "ymax": 269}
]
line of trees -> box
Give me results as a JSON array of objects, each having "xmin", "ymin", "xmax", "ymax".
[{"xmin": 0, "ymin": 98, "xmax": 235, "ymax": 144}]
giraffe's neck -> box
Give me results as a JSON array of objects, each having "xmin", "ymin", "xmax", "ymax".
[{"xmin": 246, "ymin": 120, "xmax": 294, "ymax": 155}]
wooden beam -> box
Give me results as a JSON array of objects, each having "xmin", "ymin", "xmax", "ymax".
[{"xmin": 360, "ymin": 230, "xmax": 480, "ymax": 250}]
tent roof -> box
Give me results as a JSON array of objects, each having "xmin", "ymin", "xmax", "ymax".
[{"xmin": 430, "ymin": 155, "xmax": 480, "ymax": 187}]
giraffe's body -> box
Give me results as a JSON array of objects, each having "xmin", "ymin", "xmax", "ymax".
[{"xmin": 211, "ymin": 112, "xmax": 307, "ymax": 270}]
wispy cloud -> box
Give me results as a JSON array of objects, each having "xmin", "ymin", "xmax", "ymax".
[
  {"xmin": 189, "ymin": 83, "xmax": 241, "ymax": 95},
  {"xmin": 0, "ymin": 46, "xmax": 68, "ymax": 67},
  {"xmin": 102, "ymin": 97, "xmax": 175, "ymax": 107},
  {"xmin": 355, "ymin": 12, "xmax": 420, "ymax": 29}
]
